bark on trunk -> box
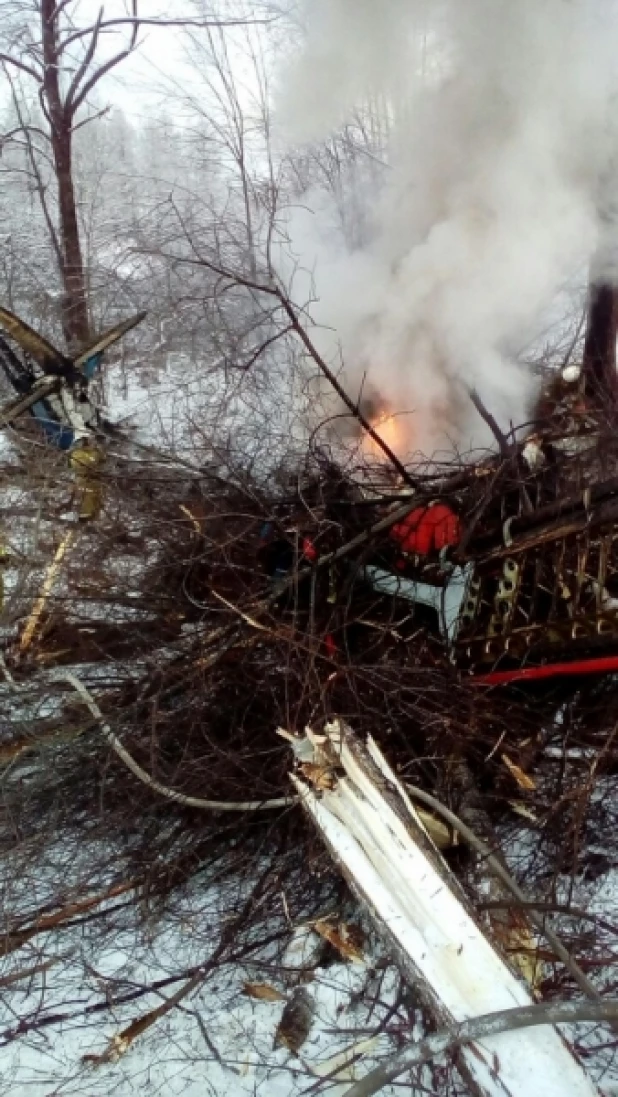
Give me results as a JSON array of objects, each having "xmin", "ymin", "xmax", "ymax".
[
  {"xmin": 52, "ymin": 129, "xmax": 90, "ymax": 348},
  {"xmin": 41, "ymin": 0, "xmax": 90, "ymax": 349},
  {"xmin": 582, "ymin": 282, "xmax": 618, "ymax": 411}
]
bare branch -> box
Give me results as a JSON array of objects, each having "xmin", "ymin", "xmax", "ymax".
[
  {"xmin": 59, "ymin": 16, "xmax": 272, "ymax": 52},
  {"xmin": 238, "ymin": 323, "xmax": 295, "ymax": 370},
  {"xmin": 0, "ymin": 52, "xmax": 41, "ymax": 82},
  {"xmin": 468, "ymin": 386, "xmax": 511, "ymax": 456},
  {"xmin": 0, "ymin": 123, "xmax": 51, "ymax": 146},
  {"xmin": 340, "ymin": 999, "xmax": 618, "ymax": 1097},
  {"xmin": 151, "ymin": 245, "xmax": 417, "ymax": 485},
  {"xmin": 404, "ymin": 782, "xmax": 602, "ymax": 1004},
  {"xmin": 3, "ymin": 66, "xmax": 64, "ymax": 271},
  {"xmin": 84, "ymin": 969, "xmax": 207, "ymax": 1064},
  {"xmin": 64, "ymin": 5, "xmax": 105, "ymax": 114},
  {"xmin": 69, "ymin": 1, "xmax": 140, "ymax": 115},
  {"xmin": 0, "ymin": 956, "xmax": 59, "ymax": 990},
  {"xmin": 62, "ymin": 673, "xmax": 294, "ymax": 813},
  {"xmin": 70, "ymin": 104, "xmax": 110, "ymax": 133},
  {"xmin": 275, "ymin": 290, "xmax": 417, "ymax": 486}
]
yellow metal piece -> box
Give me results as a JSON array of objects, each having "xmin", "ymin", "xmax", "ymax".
[
  {"xmin": 69, "ymin": 439, "xmax": 105, "ymax": 520},
  {"xmin": 488, "ymin": 557, "xmax": 520, "ymax": 638}
]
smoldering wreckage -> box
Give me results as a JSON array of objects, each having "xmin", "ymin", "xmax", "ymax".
[{"xmin": 2, "ymin": 291, "xmax": 618, "ymax": 1096}]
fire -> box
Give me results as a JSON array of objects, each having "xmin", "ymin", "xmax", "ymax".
[{"xmin": 363, "ymin": 412, "xmax": 408, "ymax": 462}]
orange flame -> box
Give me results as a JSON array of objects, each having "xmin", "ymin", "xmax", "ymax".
[{"xmin": 363, "ymin": 413, "xmax": 408, "ymax": 462}]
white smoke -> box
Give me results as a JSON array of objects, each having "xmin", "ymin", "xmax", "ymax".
[{"xmin": 276, "ymin": 0, "xmax": 618, "ymax": 454}]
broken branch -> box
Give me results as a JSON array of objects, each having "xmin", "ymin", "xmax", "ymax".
[
  {"xmin": 62, "ymin": 673, "xmax": 294, "ymax": 813},
  {"xmin": 341, "ymin": 999, "xmax": 618, "ymax": 1097}
]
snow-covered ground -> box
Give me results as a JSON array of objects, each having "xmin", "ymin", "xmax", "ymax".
[
  {"xmin": 2, "ymin": 323, "xmax": 618, "ymax": 1097},
  {"xmin": 4, "ymin": 858, "xmax": 618, "ymax": 1097},
  {"xmin": 2, "ymin": 879, "xmax": 406, "ymax": 1097}
]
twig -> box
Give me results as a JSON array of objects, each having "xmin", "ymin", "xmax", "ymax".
[
  {"xmin": 338, "ymin": 999, "xmax": 618, "ymax": 1097},
  {"xmin": 82, "ymin": 861, "xmax": 278, "ymax": 1064},
  {"xmin": 192, "ymin": 1012, "xmax": 229, "ymax": 1069},
  {"xmin": 559, "ymin": 307, "xmax": 587, "ymax": 373},
  {"xmin": 276, "ymin": 294, "xmax": 416, "ymax": 486},
  {"xmin": 210, "ymin": 589, "xmax": 271, "ymax": 632},
  {"xmin": 0, "ymin": 956, "xmax": 59, "ymax": 990},
  {"xmin": 84, "ymin": 970, "xmax": 206, "ymax": 1065},
  {"xmin": 59, "ymin": 16, "xmax": 272, "ymax": 52},
  {"xmin": 2, "ymin": 880, "xmax": 137, "ymax": 956},
  {"xmin": 479, "ymin": 900, "xmax": 618, "ymax": 935},
  {"xmin": 468, "ymin": 387, "xmax": 510, "ymax": 457},
  {"xmin": 0, "ymin": 652, "xmax": 22, "ymax": 689},
  {"xmin": 61, "ymin": 673, "xmax": 294, "ymax": 813},
  {"xmin": 151, "ymin": 244, "xmax": 416, "ymax": 485},
  {"xmin": 457, "ymin": 462, "xmax": 507, "ymax": 555}
]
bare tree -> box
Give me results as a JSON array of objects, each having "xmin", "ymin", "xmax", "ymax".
[{"xmin": 0, "ymin": 1, "xmax": 268, "ymax": 347}]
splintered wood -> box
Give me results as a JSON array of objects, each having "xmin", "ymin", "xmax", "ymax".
[
  {"xmin": 289, "ymin": 721, "xmax": 599, "ymax": 1097},
  {"xmin": 19, "ymin": 529, "xmax": 76, "ymax": 653}
]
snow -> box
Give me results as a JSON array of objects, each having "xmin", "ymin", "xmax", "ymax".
[
  {"xmin": 1, "ymin": 300, "xmax": 615, "ymax": 1097},
  {"xmin": 2, "ymin": 882, "xmax": 405, "ymax": 1097}
]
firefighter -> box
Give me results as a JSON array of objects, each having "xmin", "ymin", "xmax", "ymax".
[{"xmin": 68, "ymin": 435, "xmax": 106, "ymax": 521}]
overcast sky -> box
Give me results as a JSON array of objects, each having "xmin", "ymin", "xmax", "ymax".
[
  {"xmin": 79, "ymin": 0, "xmax": 193, "ymax": 118},
  {"xmin": 0, "ymin": 1, "xmax": 276, "ymax": 134}
]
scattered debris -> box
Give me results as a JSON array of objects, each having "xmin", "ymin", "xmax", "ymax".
[
  {"xmin": 273, "ymin": 986, "xmax": 315, "ymax": 1053},
  {"xmin": 313, "ymin": 918, "xmax": 365, "ymax": 963},
  {"xmin": 241, "ymin": 982, "xmax": 286, "ymax": 1002}
]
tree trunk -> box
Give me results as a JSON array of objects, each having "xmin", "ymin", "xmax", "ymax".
[
  {"xmin": 41, "ymin": 0, "xmax": 90, "ymax": 349},
  {"xmin": 52, "ymin": 126, "xmax": 90, "ymax": 349},
  {"xmin": 582, "ymin": 281, "xmax": 618, "ymax": 411}
]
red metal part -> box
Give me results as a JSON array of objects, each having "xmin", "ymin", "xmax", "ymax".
[
  {"xmin": 391, "ymin": 503, "xmax": 461, "ymax": 556},
  {"xmin": 302, "ymin": 536, "xmax": 318, "ymax": 563},
  {"xmin": 471, "ymin": 654, "xmax": 618, "ymax": 687}
]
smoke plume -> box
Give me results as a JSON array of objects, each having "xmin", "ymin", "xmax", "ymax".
[{"xmin": 277, "ymin": 0, "xmax": 618, "ymax": 455}]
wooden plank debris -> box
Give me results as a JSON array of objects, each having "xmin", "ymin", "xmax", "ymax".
[{"xmin": 289, "ymin": 720, "xmax": 600, "ymax": 1097}]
